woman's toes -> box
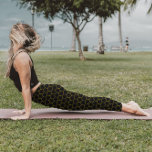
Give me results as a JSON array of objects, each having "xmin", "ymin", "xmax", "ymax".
[
  {"xmin": 135, "ymin": 110, "xmax": 150, "ymax": 116},
  {"xmin": 134, "ymin": 106, "xmax": 149, "ymax": 116}
]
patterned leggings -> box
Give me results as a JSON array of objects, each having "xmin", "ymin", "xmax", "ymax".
[{"xmin": 32, "ymin": 84, "xmax": 122, "ymax": 111}]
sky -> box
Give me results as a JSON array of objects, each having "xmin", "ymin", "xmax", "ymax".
[{"xmin": 0, "ymin": 0, "xmax": 152, "ymax": 51}]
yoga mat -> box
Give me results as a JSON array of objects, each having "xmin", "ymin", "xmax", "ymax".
[{"xmin": 0, "ymin": 108, "xmax": 152, "ymax": 120}]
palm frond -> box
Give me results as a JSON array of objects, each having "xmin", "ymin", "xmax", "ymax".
[
  {"xmin": 147, "ymin": 3, "xmax": 152, "ymax": 14},
  {"xmin": 123, "ymin": 0, "xmax": 138, "ymax": 14}
]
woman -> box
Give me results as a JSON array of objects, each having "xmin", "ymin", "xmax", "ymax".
[{"xmin": 6, "ymin": 23, "xmax": 149, "ymax": 120}]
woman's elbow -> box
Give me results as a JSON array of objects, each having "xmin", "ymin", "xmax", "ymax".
[{"xmin": 22, "ymin": 85, "xmax": 31, "ymax": 93}]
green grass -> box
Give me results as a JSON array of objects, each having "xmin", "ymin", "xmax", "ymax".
[{"xmin": 0, "ymin": 51, "xmax": 152, "ymax": 151}]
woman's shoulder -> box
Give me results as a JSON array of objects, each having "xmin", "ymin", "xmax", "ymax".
[{"xmin": 13, "ymin": 50, "xmax": 33, "ymax": 69}]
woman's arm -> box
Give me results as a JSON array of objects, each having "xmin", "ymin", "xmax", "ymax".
[{"xmin": 11, "ymin": 52, "xmax": 32, "ymax": 120}]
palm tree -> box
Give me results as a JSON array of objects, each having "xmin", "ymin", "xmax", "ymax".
[
  {"xmin": 98, "ymin": 9, "xmax": 124, "ymax": 54},
  {"xmin": 97, "ymin": 16, "xmax": 104, "ymax": 54},
  {"xmin": 118, "ymin": 6, "xmax": 123, "ymax": 52},
  {"xmin": 118, "ymin": 1, "xmax": 132, "ymax": 53}
]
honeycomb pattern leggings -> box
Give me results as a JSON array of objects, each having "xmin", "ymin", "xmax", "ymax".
[{"xmin": 32, "ymin": 84, "xmax": 122, "ymax": 111}]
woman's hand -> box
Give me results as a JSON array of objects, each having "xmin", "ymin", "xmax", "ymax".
[{"xmin": 11, "ymin": 114, "xmax": 30, "ymax": 120}]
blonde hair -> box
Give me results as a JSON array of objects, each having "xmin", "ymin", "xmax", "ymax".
[{"xmin": 6, "ymin": 22, "xmax": 41, "ymax": 77}]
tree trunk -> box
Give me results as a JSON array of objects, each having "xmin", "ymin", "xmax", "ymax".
[
  {"xmin": 70, "ymin": 16, "xmax": 76, "ymax": 52},
  {"xmin": 97, "ymin": 16, "xmax": 104, "ymax": 54},
  {"xmin": 118, "ymin": 8, "xmax": 123, "ymax": 52},
  {"xmin": 76, "ymin": 32, "xmax": 85, "ymax": 60}
]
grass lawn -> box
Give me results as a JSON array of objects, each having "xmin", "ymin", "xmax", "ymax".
[{"xmin": 0, "ymin": 51, "xmax": 152, "ymax": 151}]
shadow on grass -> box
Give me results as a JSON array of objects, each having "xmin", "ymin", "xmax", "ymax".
[
  {"xmin": 86, "ymin": 58, "xmax": 132, "ymax": 62},
  {"xmin": 41, "ymin": 57, "xmax": 132, "ymax": 62}
]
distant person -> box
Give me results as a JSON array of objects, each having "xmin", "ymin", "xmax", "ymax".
[
  {"xmin": 5, "ymin": 23, "xmax": 149, "ymax": 120},
  {"xmin": 125, "ymin": 37, "xmax": 129, "ymax": 52}
]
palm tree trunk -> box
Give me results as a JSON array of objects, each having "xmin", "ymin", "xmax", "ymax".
[
  {"xmin": 97, "ymin": 16, "xmax": 104, "ymax": 54},
  {"xmin": 118, "ymin": 8, "xmax": 123, "ymax": 52},
  {"xmin": 76, "ymin": 31, "xmax": 85, "ymax": 60},
  {"xmin": 70, "ymin": 16, "xmax": 76, "ymax": 52}
]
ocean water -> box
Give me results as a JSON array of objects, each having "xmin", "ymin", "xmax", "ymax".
[{"xmin": 0, "ymin": 47, "xmax": 152, "ymax": 52}]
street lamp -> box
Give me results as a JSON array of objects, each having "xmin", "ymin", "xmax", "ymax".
[
  {"xmin": 30, "ymin": 1, "xmax": 35, "ymax": 28},
  {"xmin": 49, "ymin": 25, "xmax": 54, "ymax": 50},
  {"xmin": 31, "ymin": 7, "xmax": 34, "ymax": 27}
]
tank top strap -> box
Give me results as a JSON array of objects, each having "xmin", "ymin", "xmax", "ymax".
[{"xmin": 11, "ymin": 49, "xmax": 31, "ymax": 61}]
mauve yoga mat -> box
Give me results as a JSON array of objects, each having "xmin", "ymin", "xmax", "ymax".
[{"xmin": 0, "ymin": 108, "xmax": 152, "ymax": 120}]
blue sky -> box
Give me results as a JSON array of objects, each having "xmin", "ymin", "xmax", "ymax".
[{"xmin": 0, "ymin": 0, "xmax": 152, "ymax": 51}]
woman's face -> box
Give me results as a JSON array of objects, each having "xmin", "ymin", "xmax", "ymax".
[
  {"xmin": 11, "ymin": 38, "xmax": 22, "ymax": 51},
  {"xmin": 10, "ymin": 25, "xmax": 22, "ymax": 48},
  {"xmin": 10, "ymin": 27, "xmax": 24, "ymax": 51}
]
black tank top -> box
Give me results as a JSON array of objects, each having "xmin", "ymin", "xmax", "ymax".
[{"xmin": 9, "ymin": 50, "xmax": 39, "ymax": 92}]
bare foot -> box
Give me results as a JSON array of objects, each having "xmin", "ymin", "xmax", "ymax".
[
  {"xmin": 122, "ymin": 101, "xmax": 150, "ymax": 116},
  {"xmin": 131, "ymin": 102, "xmax": 149, "ymax": 116}
]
